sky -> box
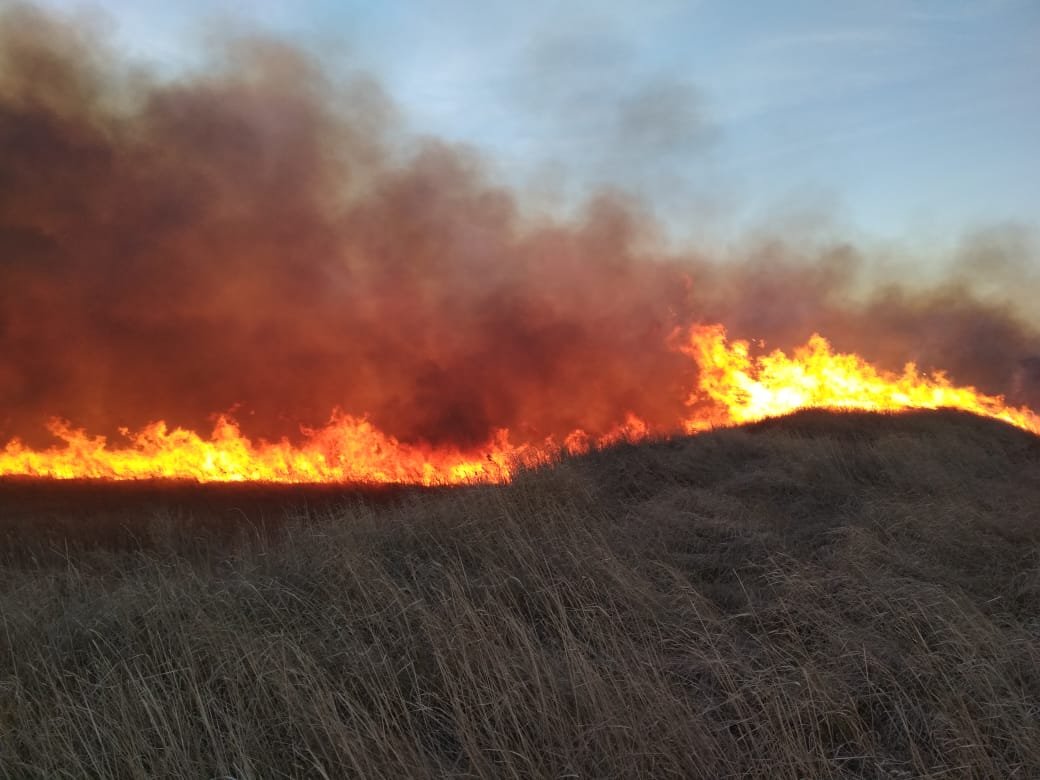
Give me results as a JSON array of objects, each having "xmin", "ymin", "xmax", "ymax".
[{"xmin": 33, "ymin": 0, "xmax": 1040, "ymax": 245}]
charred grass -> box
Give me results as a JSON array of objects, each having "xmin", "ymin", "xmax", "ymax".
[{"xmin": 1, "ymin": 409, "xmax": 1039, "ymax": 778}]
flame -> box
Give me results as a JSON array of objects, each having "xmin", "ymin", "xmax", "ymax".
[
  {"xmin": 0, "ymin": 414, "xmax": 522, "ymax": 486},
  {"xmin": 681, "ymin": 325, "xmax": 1040, "ymax": 435},
  {"xmin": 1, "ymin": 325, "xmax": 1037, "ymax": 484}
]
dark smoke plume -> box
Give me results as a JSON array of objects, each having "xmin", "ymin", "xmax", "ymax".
[{"xmin": 1, "ymin": 3, "xmax": 1037, "ymax": 448}]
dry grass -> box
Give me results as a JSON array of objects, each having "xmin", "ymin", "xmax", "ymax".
[{"xmin": 1, "ymin": 409, "xmax": 1039, "ymax": 778}]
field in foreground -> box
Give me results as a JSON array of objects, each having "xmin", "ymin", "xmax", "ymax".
[{"xmin": 1, "ymin": 410, "xmax": 1039, "ymax": 779}]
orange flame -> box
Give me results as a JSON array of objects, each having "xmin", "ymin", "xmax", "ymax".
[
  {"xmin": 1, "ymin": 326, "xmax": 1037, "ymax": 484},
  {"xmin": 0, "ymin": 414, "xmax": 521, "ymax": 486},
  {"xmin": 681, "ymin": 325, "xmax": 1040, "ymax": 435}
]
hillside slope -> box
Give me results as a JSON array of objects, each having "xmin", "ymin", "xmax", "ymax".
[{"xmin": 1, "ymin": 409, "xmax": 1039, "ymax": 778}]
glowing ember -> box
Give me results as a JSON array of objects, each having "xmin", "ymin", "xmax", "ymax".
[{"xmin": 1, "ymin": 326, "xmax": 1037, "ymax": 484}]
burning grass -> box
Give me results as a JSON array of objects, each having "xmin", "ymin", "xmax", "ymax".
[
  {"xmin": 1, "ymin": 409, "xmax": 1039, "ymax": 778},
  {"xmin": 3, "ymin": 327, "xmax": 1038, "ymax": 486}
]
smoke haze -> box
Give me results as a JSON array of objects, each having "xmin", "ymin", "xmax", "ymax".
[{"xmin": 1, "ymin": 3, "xmax": 1037, "ymax": 448}]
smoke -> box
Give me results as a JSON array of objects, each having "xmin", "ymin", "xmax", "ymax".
[
  {"xmin": 513, "ymin": 29, "xmax": 717, "ymax": 196},
  {"xmin": 1, "ymin": 3, "xmax": 1037, "ymax": 448}
]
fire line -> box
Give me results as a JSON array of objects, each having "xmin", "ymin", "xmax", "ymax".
[{"xmin": 2, "ymin": 327, "xmax": 1038, "ymax": 485}]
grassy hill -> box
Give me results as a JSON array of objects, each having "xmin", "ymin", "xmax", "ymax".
[{"xmin": 1, "ymin": 409, "xmax": 1039, "ymax": 778}]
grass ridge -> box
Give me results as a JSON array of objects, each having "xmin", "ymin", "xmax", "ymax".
[{"xmin": 1, "ymin": 408, "xmax": 1038, "ymax": 778}]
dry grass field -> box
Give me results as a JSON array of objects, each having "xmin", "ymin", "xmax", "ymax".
[{"xmin": 1, "ymin": 409, "xmax": 1039, "ymax": 778}]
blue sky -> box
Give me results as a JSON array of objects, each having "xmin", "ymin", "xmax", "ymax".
[{"xmin": 36, "ymin": 0, "xmax": 1040, "ymax": 244}]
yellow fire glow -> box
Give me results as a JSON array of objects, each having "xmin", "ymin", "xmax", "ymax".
[
  {"xmin": 681, "ymin": 325, "xmax": 1040, "ymax": 435},
  {"xmin": 1, "ymin": 325, "xmax": 1037, "ymax": 484}
]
